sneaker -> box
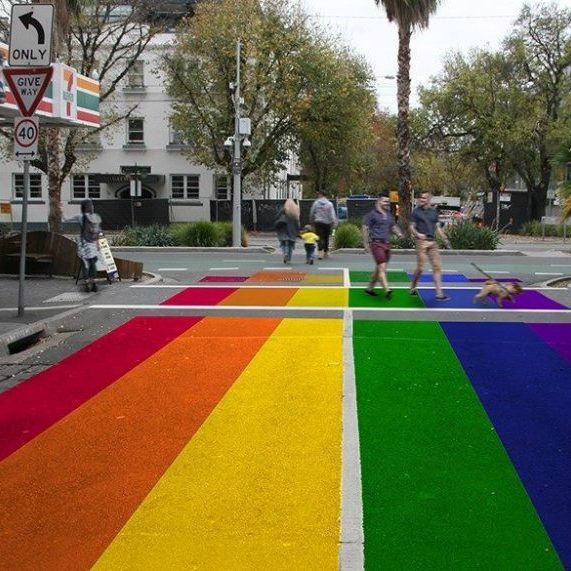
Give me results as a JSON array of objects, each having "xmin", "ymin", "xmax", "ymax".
[
  {"xmin": 83, "ymin": 283, "xmax": 90, "ymax": 293},
  {"xmin": 283, "ymin": 256, "xmax": 288, "ymax": 264},
  {"xmin": 410, "ymin": 289, "xmax": 418, "ymax": 296},
  {"xmin": 385, "ymin": 289, "xmax": 393, "ymax": 300},
  {"xmin": 91, "ymin": 283, "xmax": 98, "ymax": 293},
  {"xmin": 309, "ymin": 259, "xmax": 314, "ymax": 265},
  {"xmin": 435, "ymin": 294, "xmax": 451, "ymax": 301},
  {"xmin": 365, "ymin": 288, "xmax": 378, "ymax": 297}
]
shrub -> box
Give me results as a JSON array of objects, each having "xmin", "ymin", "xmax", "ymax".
[
  {"xmin": 132, "ymin": 224, "xmax": 177, "ymax": 246},
  {"xmin": 334, "ymin": 223, "xmax": 363, "ymax": 248},
  {"xmin": 391, "ymin": 234, "xmax": 416, "ymax": 249},
  {"xmin": 107, "ymin": 227, "xmax": 137, "ymax": 246},
  {"xmin": 173, "ymin": 221, "xmax": 219, "ymax": 247},
  {"xmin": 212, "ymin": 222, "xmax": 248, "ymax": 247},
  {"xmin": 520, "ymin": 220, "xmax": 566, "ymax": 237},
  {"xmin": 444, "ymin": 221, "xmax": 500, "ymax": 250}
]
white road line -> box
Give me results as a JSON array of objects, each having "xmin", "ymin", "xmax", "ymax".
[
  {"xmin": 223, "ymin": 259, "xmax": 264, "ymax": 263},
  {"xmin": 90, "ymin": 304, "xmax": 570, "ymax": 313},
  {"xmin": 487, "ymin": 270, "xmax": 511, "ymax": 274},
  {"xmin": 157, "ymin": 268, "xmax": 188, "ymax": 271},
  {"xmin": 130, "ymin": 284, "xmax": 569, "ymax": 291},
  {"xmin": 209, "ymin": 267, "xmax": 239, "ymax": 271},
  {"xmin": 550, "ymin": 265, "xmax": 571, "ymax": 267},
  {"xmin": 343, "ymin": 268, "xmax": 350, "ymax": 288},
  {"xmin": 340, "ymin": 309, "xmax": 364, "ymax": 570},
  {"xmin": 319, "ymin": 267, "xmax": 347, "ymax": 271},
  {"xmin": 263, "ymin": 267, "xmax": 292, "ymax": 271},
  {"xmin": 535, "ymin": 272, "xmax": 564, "ymax": 276}
]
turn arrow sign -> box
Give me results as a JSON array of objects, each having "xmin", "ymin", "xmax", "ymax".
[{"xmin": 19, "ymin": 11, "xmax": 45, "ymax": 44}]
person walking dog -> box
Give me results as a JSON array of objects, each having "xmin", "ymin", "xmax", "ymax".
[
  {"xmin": 409, "ymin": 191, "xmax": 452, "ymax": 301},
  {"xmin": 362, "ymin": 194, "xmax": 403, "ymax": 299}
]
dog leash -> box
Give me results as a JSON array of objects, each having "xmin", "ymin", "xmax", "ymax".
[{"xmin": 469, "ymin": 261, "xmax": 512, "ymax": 297}]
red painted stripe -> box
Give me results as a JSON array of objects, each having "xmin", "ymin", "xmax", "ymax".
[
  {"xmin": 161, "ymin": 287, "xmax": 237, "ymax": 306},
  {"xmin": 0, "ymin": 316, "xmax": 201, "ymax": 462},
  {"xmin": 77, "ymin": 109, "xmax": 100, "ymax": 124}
]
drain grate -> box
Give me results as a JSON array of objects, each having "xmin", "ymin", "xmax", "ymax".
[{"xmin": 43, "ymin": 292, "xmax": 91, "ymax": 303}]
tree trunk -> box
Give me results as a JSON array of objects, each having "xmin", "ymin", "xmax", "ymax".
[
  {"xmin": 46, "ymin": 127, "xmax": 63, "ymax": 233},
  {"xmin": 396, "ymin": 23, "xmax": 413, "ymax": 233}
]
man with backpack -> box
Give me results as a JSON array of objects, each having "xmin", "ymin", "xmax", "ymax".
[
  {"xmin": 65, "ymin": 199, "xmax": 102, "ymax": 292},
  {"xmin": 309, "ymin": 191, "xmax": 337, "ymax": 259}
]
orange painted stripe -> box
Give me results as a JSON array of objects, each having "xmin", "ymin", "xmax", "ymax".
[
  {"xmin": 0, "ymin": 317, "xmax": 281, "ymax": 571},
  {"xmin": 77, "ymin": 76, "xmax": 100, "ymax": 94},
  {"xmin": 219, "ymin": 287, "xmax": 298, "ymax": 306}
]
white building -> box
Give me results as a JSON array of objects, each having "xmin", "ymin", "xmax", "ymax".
[{"xmin": 0, "ymin": 5, "xmax": 300, "ymax": 230}]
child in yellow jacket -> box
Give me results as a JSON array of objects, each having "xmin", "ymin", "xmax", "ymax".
[{"xmin": 300, "ymin": 225, "xmax": 320, "ymax": 264}]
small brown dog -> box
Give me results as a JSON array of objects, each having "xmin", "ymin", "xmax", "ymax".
[{"xmin": 473, "ymin": 280, "xmax": 523, "ymax": 307}]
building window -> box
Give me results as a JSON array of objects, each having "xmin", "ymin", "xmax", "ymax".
[
  {"xmin": 13, "ymin": 173, "xmax": 42, "ymax": 199},
  {"xmin": 127, "ymin": 118, "xmax": 144, "ymax": 144},
  {"xmin": 215, "ymin": 175, "xmax": 228, "ymax": 199},
  {"xmin": 171, "ymin": 175, "xmax": 199, "ymax": 199},
  {"xmin": 127, "ymin": 60, "xmax": 145, "ymax": 88},
  {"xmin": 72, "ymin": 175, "xmax": 101, "ymax": 200},
  {"xmin": 169, "ymin": 126, "xmax": 188, "ymax": 146}
]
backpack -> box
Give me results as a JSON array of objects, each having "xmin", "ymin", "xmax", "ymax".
[{"xmin": 81, "ymin": 213, "xmax": 101, "ymax": 242}]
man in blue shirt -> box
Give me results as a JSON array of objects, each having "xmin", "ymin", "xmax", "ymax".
[
  {"xmin": 362, "ymin": 194, "xmax": 403, "ymax": 298},
  {"xmin": 410, "ymin": 192, "xmax": 451, "ymax": 301}
]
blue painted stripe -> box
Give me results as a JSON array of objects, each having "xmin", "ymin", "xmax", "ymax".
[
  {"xmin": 442, "ymin": 322, "xmax": 571, "ymax": 567},
  {"xmin": 408, "ymin": 273, "xmax": 469, "ymax": 282}
]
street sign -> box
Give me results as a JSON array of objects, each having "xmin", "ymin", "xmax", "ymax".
[
  {"xmin": 14, "ymin": 116, "xmax": 39, "ymax": 161},
  {"xmin": 9, "ymin": 4, "xmax": 54, "ymax": 67},
  {"xmin": 3, "ymin": 67, "xmax": 53, "ymax": 116},
  {"xmin": 121, "ymin": 165, "xmax": 151, "ymax": 175}
]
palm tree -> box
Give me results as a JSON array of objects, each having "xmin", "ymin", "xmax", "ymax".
[{"xmin": 373, "ymin": 0, "xmax": 442, "ymax": 232}]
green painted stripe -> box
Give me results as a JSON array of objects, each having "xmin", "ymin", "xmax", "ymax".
[
  {"xmin": 350, "ymin": 270, "xmax": 409, "ymax": 284},
  {"xmin": 353, "ymin": 320, "xmax": 560, "ymax": 570},
  {"xmin": 77, "ymin": 91, "xmax": 99, "ymax": 112},
  {"xmin": 349, "ymin": 288, "xmax": 424, "ymax": 309}
]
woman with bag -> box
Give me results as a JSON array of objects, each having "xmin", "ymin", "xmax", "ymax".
[{"xmin": 275, "ymin": 198, "xmax": 300, "ymax": 264}]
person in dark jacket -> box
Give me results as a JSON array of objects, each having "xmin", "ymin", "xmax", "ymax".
[{"xmin": 275, "ymin": 198, "xmax": 300, "ymax": 264}]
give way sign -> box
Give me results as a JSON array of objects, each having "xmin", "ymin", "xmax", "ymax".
[{"xmin": 3, "ymin": 67, "xmax": 53, "ymax": 117}]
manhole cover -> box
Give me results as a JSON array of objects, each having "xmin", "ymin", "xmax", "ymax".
[{"xmin": 43, "ymin": 292, "xmax": 91, "ymax": 303}]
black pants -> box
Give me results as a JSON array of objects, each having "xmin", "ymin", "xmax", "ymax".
[{"xmin": 315, "ymin": 222, "xmax": 333, "ymax": 253}]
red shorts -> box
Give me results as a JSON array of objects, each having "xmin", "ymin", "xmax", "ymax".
[{"xmin": 371, "ymin": 240, "xmax": 391, "ymax": 264}]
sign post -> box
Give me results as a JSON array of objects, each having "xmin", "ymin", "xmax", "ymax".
[{"xmin": 8, "ymin": 4, "xmax": 54, "ymax": 316}]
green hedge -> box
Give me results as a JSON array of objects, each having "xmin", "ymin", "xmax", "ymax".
[
  {"xmin": 334, "ymin": 223, "xmax": 364, "ymax": 248},
  {"xmin": 444, "ymin": 221, "xmax": 500, "ymax": 250},
  {"xmin": 108, "ymin": 224, "xmax": 176, "ymax": 247},
  {"xmin": 519, "ymin": 220, "xmax": 567, "ymax": 237}
]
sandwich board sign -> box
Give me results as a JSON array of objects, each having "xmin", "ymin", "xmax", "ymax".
[
  {"xmin": 97, "ymin": 236, "xmax": 119, "ymax": 281},
  {"xmin": 3, "ymin": 67, "xmax": 53, "ymax": 116},
  {"xmin": 9, "ymin": 4, "xmax": 54, "ymax": 67}
]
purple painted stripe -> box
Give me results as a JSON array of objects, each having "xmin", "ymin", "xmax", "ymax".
[
  {"xmin": 529, "ymin": 324, "xmax": 571, "ymax": 366},
  {"xmin": 442, "ymin": 322, "xmax": 571, "ymax": 566}
]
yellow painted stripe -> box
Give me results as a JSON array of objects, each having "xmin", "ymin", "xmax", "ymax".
[
  {"xmin": 93, "ymin": 318, "xmax": 344, "ymax": 570},
  {"xmin": 287, "ymin": 287, "xmax": 348, "ymax": 307},
  {"xmin": 304, "ymin": 275, "xmax": 343, "ymax": 284}
]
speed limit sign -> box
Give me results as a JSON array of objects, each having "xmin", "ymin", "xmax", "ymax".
[{"xmin": 14, "ymin": 116, "xmax": 39, "ymax": 161}]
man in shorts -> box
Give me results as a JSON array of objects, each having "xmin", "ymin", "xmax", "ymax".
[
  {"xmin": 362, "ymin": 194, "xmax": 403, "ymax": 299},
  {"xmin": 409, "ymin": 191, "xmax": 452, "ymax": 301}
]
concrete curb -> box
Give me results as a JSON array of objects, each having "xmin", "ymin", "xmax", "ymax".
[
  {"xmin": 333, "ymin": 248, "xmax": 524, "ymax": 256},
  {"xmin": 111, "ymin": 246, "xmax": 276, "ymax": 254},
  {"xmin": 0, "ymin": 305, "xmax": 87, "ymax": 357}
]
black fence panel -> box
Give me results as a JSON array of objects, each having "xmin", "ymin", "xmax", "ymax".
[
  {"xmin": 64, "ymin": 199, "xmax": 171, "ymax": 231},
  {"xmin": 483, "ymin": 192, "xmax": 529, "ymax": 232},
  {"xmin": 210, "ymin": 199, "xmax": 338, "ymax": 231},
  {"xmin": 347, "ymin": 199, "xmax": 375, "ymax": 223}
]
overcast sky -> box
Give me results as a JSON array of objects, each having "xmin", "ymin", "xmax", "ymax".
[{"xmin": 300, "ymin": 0, "xmax": 571, "ymax": 113}]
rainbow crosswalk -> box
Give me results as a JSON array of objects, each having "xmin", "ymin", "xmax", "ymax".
[{"xmin": 1, "ymin": 313, "xmax": 570, "ymax": 569}]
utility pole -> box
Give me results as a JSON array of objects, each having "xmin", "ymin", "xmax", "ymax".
[{"xmin": 232, "ymin": 40, "xmax": 242, "ymax": 248}]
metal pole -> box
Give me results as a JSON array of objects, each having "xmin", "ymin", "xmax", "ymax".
[
  {"xmin": 17, "ymin": 160, "xmax": 30, "ymax": 317},
  {"xmin": 232, "ymin": 40, "xmax": 241, "ymax": 248},
  {"xmin": 496, "ymin": 187, "xmax": 501, "ymax": 231}
]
